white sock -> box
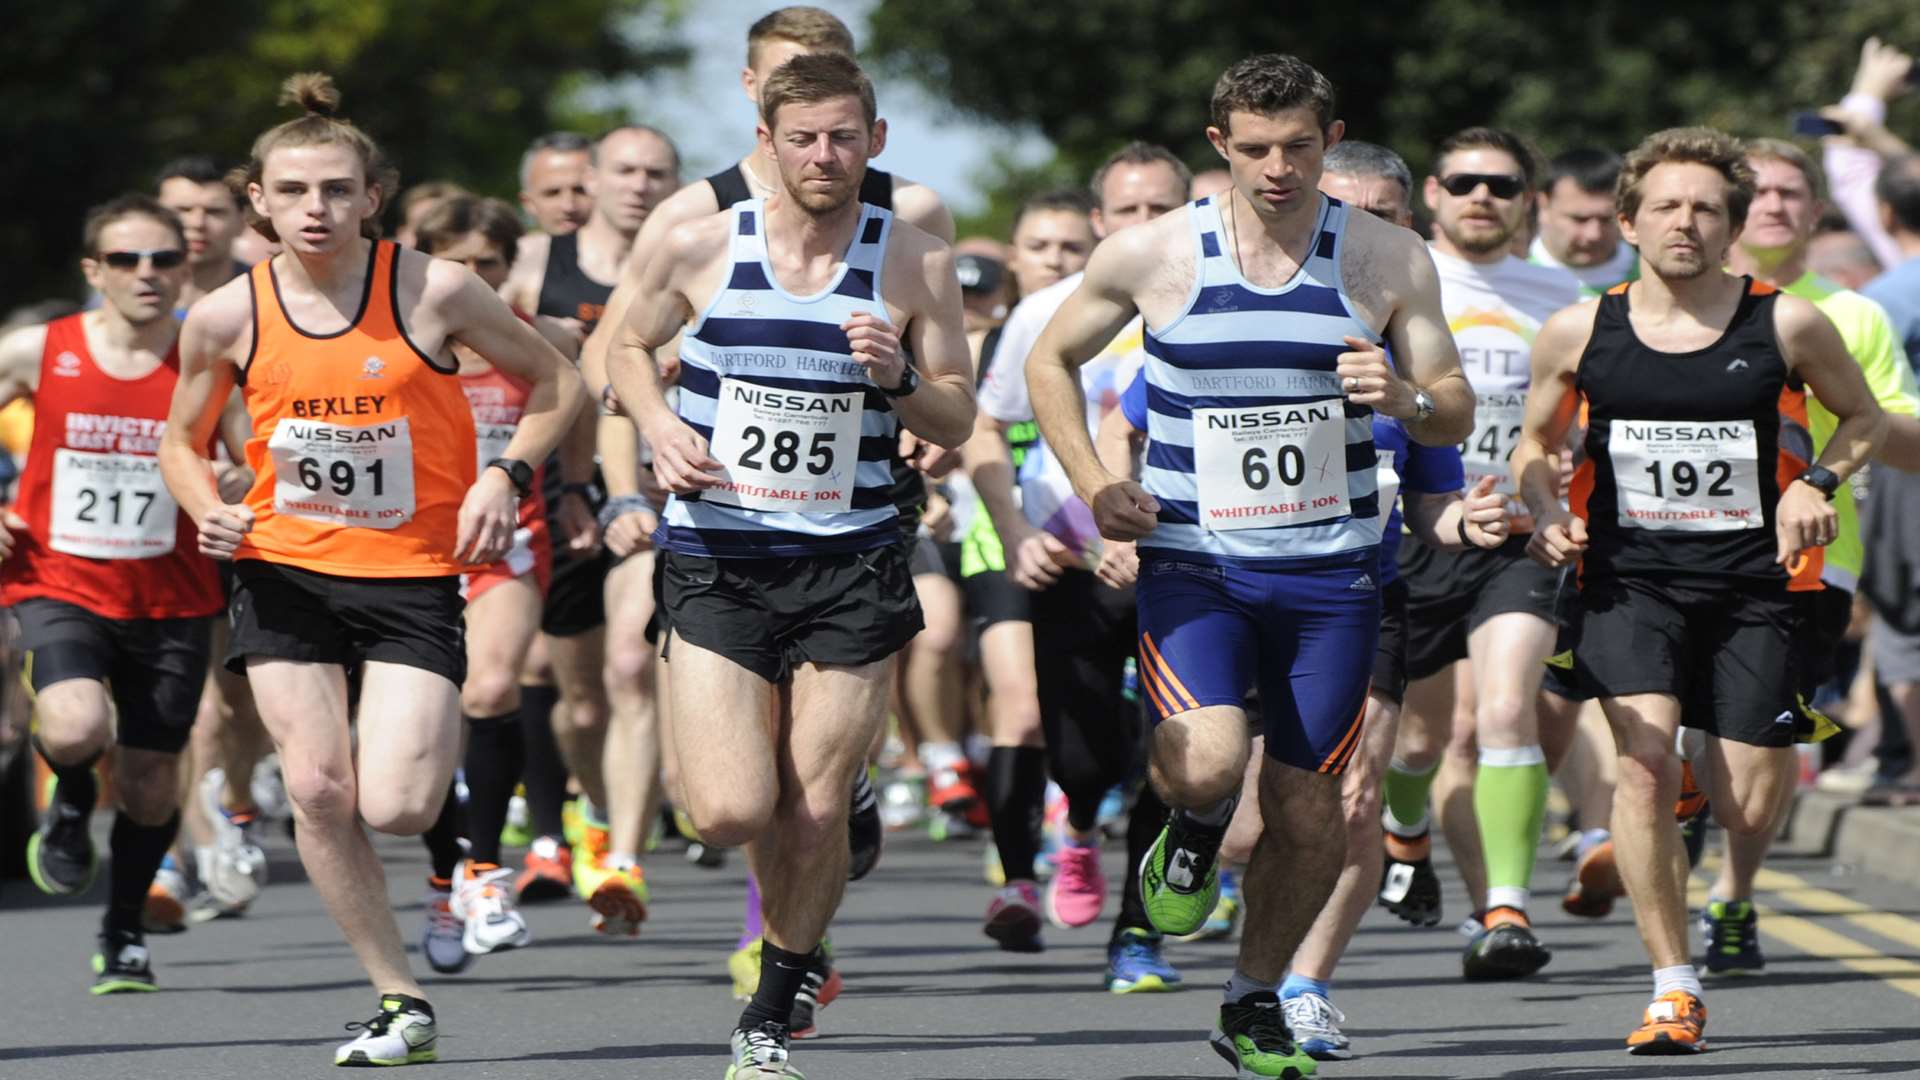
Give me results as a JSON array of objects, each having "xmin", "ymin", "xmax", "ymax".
[
  {"xmin": 1223, "ymin": 969, "xmax": 1280, "ymax": 1004},
  {"xmin": 1182, "ymin": 796, "xmax": 1237, "ymax": 828},
  {"xmin": 1486, "ymin": 886, "xmax": 1530, "ymax": 913},
  {"xmin": 919, "ymin": 741, "xmax": 965, "ymax": 775},
  {"xmin": 1652, "ymin": 964, "xmax": 1703, "ymax": 1001}
]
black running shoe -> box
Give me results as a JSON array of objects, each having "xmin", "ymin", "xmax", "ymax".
[
  {"xmin": 1680, "ymin": 806, "xmax": 1710, "ymax": 869},
  {"xmin": 789, "ymin": 950, "xmax": 842, "ymax": 1039},
  {"xmin": 1462, "ymin": 909, "xmax": 1552, "ymax": 980},
  {"xmin": 1700, "ymin": 898, "xmax": 1764, "ymax": 976},
  {"xmin": 91, "ymin": 928, "xmax": 157, "ymax": 995},
  {"xmin": 1208, "ymin": 991, "xmax": 1316, "ymax": 1079},
  {"xmin": 1378, "ymin": 853, "xmax": 1443, "ymax": 927},
  {"xmin": 28, "ymin": 779, "xmax": 98, "ymax": 896},
  {"xmin": 848, "ymin": 771, "xmax": 882, "ymax": 882}
]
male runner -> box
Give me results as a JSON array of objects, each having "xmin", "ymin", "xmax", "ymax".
[
  {"xmin": 1529, "ymin": 148, "xmax": 1639, "ymax": 295},
  {"xmin": 1516, "ymin": 125, "xmax": 1884, "ymax": 1054},
  {"xmin": 1375, "ymin": 128, "xmax": 1582, "ymax": 979},
  {"xmin": 965, "ymin": 145, "xmax": 1191, "ymax": 988},
  {"xmin": 157, "ymin": 157, "xmax": 251, "ymax": 310},
  {"xmin": 518, "ymin": 132, "xmax": 595, "ymax": 238},
  {"xmin": 6, "ymin": 196, "xmax": 230, "ymax": 992},
  {"xmin": 159, "ymin": 73, "xmax": 585, "ymax": 1065},
  {"xmin": 604, "ymin": 52, "xmax": 974, "ymax": 1079},
  {"xmin": 1026, "ymin": 54, "xmax": 1473, "ymax": 1078}
]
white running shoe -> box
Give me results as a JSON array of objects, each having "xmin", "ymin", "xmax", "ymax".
[
  {"xmin": 451, "ymin": 860, "xmax": 531, "ymax": 955},
  {"xmin": 726, "ymin": 1021, "xmax": 804, "ymax": 1078},
  {"xmin": 198, "ymin": 768, "xmax": 267, "ymax": 908},
  {"xmin": 1281, "ymin": 990, "xmax": 1352, "ymax": 1060},
  {"xmin": 335, "ymin": 994, "xmax": 438, "ymax": 1066},
  {"xmin": 421, "ymin": 886, "xmax": 470, "ymax": 974},
  {"xmin": 250, "ymin": 754, "xmax": 292, "ymax": 822}
]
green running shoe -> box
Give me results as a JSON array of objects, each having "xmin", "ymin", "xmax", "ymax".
[
  {"xmin": 29, "ymin": 776, "xmax": 98, "ymax": 896},
  {"xmin": 91, "ymin": 930, "xmax": 158, "ymax": 995},
  {"xmin": 1139, "ymin": 814, "xmax": 1223, "ymax": 938},
  {"xmin": 1210, "ymin": 992, "xmax": 1316, "ymax": 1078}
]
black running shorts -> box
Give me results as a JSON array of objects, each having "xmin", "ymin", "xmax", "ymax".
[
  {"xmin": 962, "ymin": 566, "xmax": 1031, "ymax": 631},
  {"xmin": 541, "ymin": 548, "xmax": 610, "ymax": 637},
  {"xmin": 1400, "ymin": 535, "xmax": 1559, "ymax": 681},
  {"xmin": 15, "ymin": 598, "xmax": 212, "ymax": 754},
  {"xmin": 1795, "ymin": 586, "xmax": 1853, "ymax": 697},
  {"xmin": 661, "ymin": 542, "xmax": 923, "ymax": 683},
  {"xmin": 1568, "ymin": 576, "xmax": 1800, "ymax": 748},
  {"xmin": 1371, "ymin": 578, "xmax": 1411, "ymax": 705},
  {"xmin": 225, "ymin": 560, "xmax": 466, "ymax": 686}
]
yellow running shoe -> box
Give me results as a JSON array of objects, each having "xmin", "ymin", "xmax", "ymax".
[
  {"xmin": 729, "ymin": 938, "xmax": 762, "ymax": 1002},
  {"xmin": 575, "ymin": 853, "xmax": 648, "ymax": 937}
]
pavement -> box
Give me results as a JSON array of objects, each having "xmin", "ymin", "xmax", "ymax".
[{"xmin": 4, "ymin": 816, "xmax": 1920, "ymax": 1079}]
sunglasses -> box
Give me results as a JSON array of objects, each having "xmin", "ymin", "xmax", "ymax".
[
  {"xmin": 1438, "ymin": 173, "xmax": 1527, "ymax": 199},
  {"xmin": 99, "ymin": 249, "xmax": 187, "ymax": 270}
]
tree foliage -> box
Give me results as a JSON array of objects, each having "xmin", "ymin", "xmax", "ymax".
[
  {"xmin": 868, "ymin": 0, "xmax": 1920, "ymax": 235},
  {"xmin": 4, "ymin": 0, "xmax": 683, "ymax": 305}
]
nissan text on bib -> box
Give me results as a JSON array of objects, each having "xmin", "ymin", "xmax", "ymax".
[
  {"xmin": 1608, "ymin": 418, "xmax": 1762, "ymax": 531},
  {"xmin": 1193, "ymin": 399, "xmax": 1348, "ymax": 531},
  {"xmin": 269, "ymin": 416, "xmax": 419, "ymax": 528},
  {"xmin": 705, "ymin": 377, "xmax": 862, "ymax": 514},
  {"xmin": 50, "ymin": 449, "xmax": 178, "ymax": 558}
]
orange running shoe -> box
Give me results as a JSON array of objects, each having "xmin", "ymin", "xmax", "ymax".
[
  {"xmin": 577, "ymin": 853, "xmax": 649, "ymax": 937},
  {"xmin": 1561, "ymin": 838, "xmax": 1625, "ymax": 919},
  {"xmin": 929, "ymin": 762, "xmax": 985, "ymax": 827},
  {"xmin": 1674, "ymin": 761, "xmax": 1709, "ymax": 821},
  {"xmin": 515, "ymin": 836, "xmax": 573, "ymax": 903},
  {"xmin": 1626, "ymin": 990, "xmax": 1707, "ymax": 1054}
]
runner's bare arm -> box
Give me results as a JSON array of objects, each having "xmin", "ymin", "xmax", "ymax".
[
  {"xmin": 1404, "ymin": 477, "xmax": 1508, "ymax": 551},
  {"xmin": 1375, "ymin": 225, "xmax": 1474, "ymax": 446},
  {"xmin": 500, "ymin": 232, "xmax": 552, "ymax": 320},
  {"xmin": 1513, "ymin": 303, "xmax": 1595, "ymax": 567},
  {"xmin": 0, "ymin": 324, "xmax": 47, "ymax": 409},
  {"xmin": 608, "ymin": 219, "xmax": 722, "ymax": 494},
  {"xmin": 1026, "ymin": 232, "xmax": 1159, "ymax": 540},
  {"xmin": 885, "ymin": 234, "xmax": 976, "ymax": 448},
  {"xmin": 1094, "ymin": 401, "xmax": 1144, "ymax": 480},
  {"xmin": 1776, "ymin": 294, "xmax": 1888, "ymax": 565},
  {"xmin": 162, "ymin": 286, "xmax": 254, "ymax": 556},
  {"xmin": 892, "ymin": 179, "xmax": 956, "ymax": 246},
  {"xmin": 580, "ymin": 183, "xmax": 721, "ymax": 400}
]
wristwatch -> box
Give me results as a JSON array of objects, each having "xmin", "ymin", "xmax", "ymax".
[
  {"xmin": 1797, "ymin": 465, "xmax": 1841, "ymax": 501},
  {"xmin": 486, "ymin": 457, "xmax": 534, "ymax": 499},
  {"xmin": 876, "ymin": 362, "xmax": 920, "ymax": 398},
  {"xmin": 1412, "ymin": 387, "xmax": 1436, "ymax": 423}
]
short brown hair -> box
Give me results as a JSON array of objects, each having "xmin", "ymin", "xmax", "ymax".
[
  {"xmin": 1210, "ymin": 54, "xmax": 1336, "ymax": 134},
  {"xmin": 759, "ymin": 52, "xmax": 876, "ymax": 130},
  {"xmin": 1618, "ymin": 127, "xmax": 1755, "ymax": 230},
  {"xmin": 1088, "ymin": 142, "xmax": 1193, "ymax": 207},
  {"xmin": 747, "ymin": 6, "xmax": 854, "ymax": 68},
  {"xmin": 83, "ymin": 194, "xmax": 186, "ymax": 256},
  {"xmin": 400, "ymin": 181, "xmax": 469, "ymax": 221},
  {"xmin": 412, "ymin": 195, "xmax": 525, "ymax": 268},
  {"xmin": 1434, "ymin": 127, "xmax": 1539, "ymax": 189},
  {"xmin": 1743, "ymin": 136, "xmax": 1827, "ymax": 202},
  {"xmin": 236, "ymin": 73, "xmax": 399, "ymax": 243}
]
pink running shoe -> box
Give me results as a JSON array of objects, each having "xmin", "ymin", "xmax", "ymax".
[
  {"xmin": 1046, "ymin": 841, "xmax": 1106, "ymax": 929},
  {"xmin": 985, "ymin": 881, "xmax": 1045, "ymax": 952}
]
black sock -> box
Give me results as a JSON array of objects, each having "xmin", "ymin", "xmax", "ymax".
[
  {"xmin": 738, "ymin": 940, "xmax": 815, "ymax": 1030},
  {"xmin": 987, "ymin": 746, "xmax": 1047, "ymax": 883},
  {"xmin": 1115, "ymin": 784, "xmax": 1167, "ymax": 938},
  {"xmin": 33, "ymin": 736, "xmax": 100, "ymax": 814},
  {"xmin": 462, "ymin": 710, "xmax": 524, "ymax": 865},
  {"xmin": 518, "ymin": 684, "xmax": 570, "ymax": 842},
  {"xmin": 421, "ymin": 780, "xmax": 466, "ymax": 881},
  {"xmin": 106, "ymin": 810, "xmax": 180, "ymax": 935},
  {"xmin": 1064, "ymin": 786, "xmax": 1105, "ymax": 835}
]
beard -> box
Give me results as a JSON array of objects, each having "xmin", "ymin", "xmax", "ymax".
[
  {"xmin": 782, "ymin": 169, "xmax": 862, "ymax": 217},
  {"xmin": 1442, "ymin": 214, "xmax": 1518, "ymax": 256}
]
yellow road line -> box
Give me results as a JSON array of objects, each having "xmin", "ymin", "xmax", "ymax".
[{"xmin": 1687, "ymin": 857, "xmax": 1920, "ymax": 1000}]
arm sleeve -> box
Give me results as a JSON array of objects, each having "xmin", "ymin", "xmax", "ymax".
[
  {"xmin": 1402, "ymin": 440, "xmax": 1466, "ymax": 495},
  {"xmin": 1120, "ymin": 369, "xmax": 1148, "ymax": 430},
  {"xmin": 1823, "ymin": 94, "xmax": 1903, "ymax": 272}
]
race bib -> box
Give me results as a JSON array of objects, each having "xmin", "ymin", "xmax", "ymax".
[
  {"xmin": 49, "ymin": 449, "xmax": 177, "ymax": 559},
  {"xmin": 1460, "ymin": 391, "xmax": 1525, "ymax": 494},
  {"xmin": 1609, "ymin": 418, "xmax": 1762, "ymax": 531},
  {"xmin": 1375, "ymin": 451, "xmax": 1401, "ymax": 517},
  {"xmin": 474, "ymin": 422, "xmax": 515, "ymax": 474},
  {"xmin": 704, "ymin": 378, "xmax": 863, "ymax": 514},
  {"xmin": 269, "ymin": 416, "xmax": 417, "ymax": 529},
  {"xmin": 1192, "ymin": 399, "xmax": 1349, "ymax": 531}
]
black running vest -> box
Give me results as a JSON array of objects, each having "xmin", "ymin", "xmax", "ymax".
[{"xmin": 535, "ymin": 233, "xmax": 615, "ymax": 336}]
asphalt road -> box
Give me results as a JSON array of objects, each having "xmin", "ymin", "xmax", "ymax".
[{"xmin": 3, "ymin": 818, "xmax": 1919, "ymax": 1079}]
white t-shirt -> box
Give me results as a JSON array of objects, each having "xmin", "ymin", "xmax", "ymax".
[{"xmin": 1528, "ymin": 236, "xmax": 1637, "ymax": 295}]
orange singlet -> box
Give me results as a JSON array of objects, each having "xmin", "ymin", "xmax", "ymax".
[{"xmin": 235, "ymin": 240, "xmax": 476, "ymax": 577}]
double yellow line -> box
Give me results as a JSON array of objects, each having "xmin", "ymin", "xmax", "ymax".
[{"xmin": 1689, "ymin": 862, "xmax": 1920, "ymax": 999}]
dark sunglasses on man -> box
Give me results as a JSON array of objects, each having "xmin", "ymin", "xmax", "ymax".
[
  {"xmin": 1438, "ymin": 173, "xmax": 1526, "ymax": 199},
  {"xmin": 99, "ymin": 249, "xmax": 187, "ymax": 270}
]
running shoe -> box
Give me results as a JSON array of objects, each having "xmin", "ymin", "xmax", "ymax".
[
  {"xmin": 1139, "ymin": 815, "xmax": 1223, "ymax": 938},
  {"xmin": 573, "ymin": 815, "xmax": 612, "ymax": 899},
  {"xmin": 452, "ymin": 860, "xmax": 531, "ymax": 955},
  {"xmin": 1209, "ymin": 991, "xmax": 1317, "ymax": 1079},
  {"xmin": 335, "ymin": 994, "xmax": 438, "ymax": 1066},
  {"xmin": 1096, "ymin": 784, "xmax": 1129, "ymax": 838},
  {"xmin": 144, "ymin": 859, "xmax": 190, "ymax": 935},
  {"xmin": 1378, "ymin": 831, "xmax": 1442, "ymax": 927},
  {"xmin": 983, "ymin": 845, "xmax": 1006, "ymax": 887},
  {"xmin": 789, "ymin": 952, "xmax": 842, "ymax": 1039},
  {"xmin": 849, "ymin": 771, "xmax": 883, "ymax": 880},
  {"xmin": 420, "ymin": 880, "xmax": 469, "ymax": 975},
  {"xmin": 199, "ymin": 768, "xmax": 268, "ymax": 909},
  {"xmin": 729, "ymin": 938, "xmax": 762, "ymax": 1002},
  {"xmin": 672, "ymin": 807, "xmax": 730, "ymax": 868},
  {"xmin": 878, "ymin": 773, "xmax": 926, "ymax": 832},
  {"xmin": 1625, "ymin": 990, "xmax": 1707, "ymax": 1055},
  {"xmin": 1679, "ymin": 805, "xmax": 1710, "ymax": 869},
  {"xmin": 515, "ymin": 835, "xmax": 573, "ymax": 903},
  {"xmin": 91, "ymin": 928, "xmax": 157, "ymax": 995},
  {"xmin": 726, "ymin": 1020, "xmax": 803, "ymax": 1078},
  {"xmin": 1105, "ymin": 928, "xmax": 1181, "ymax": 993},
  {"xmin": 1281, "ymin": 990, "xmax": 1350, "ymax": 1061},
  {"xmin": 1699, "ymin": 898, "xmax": 1764, "ymax": 976},
  {"xmin": 500, "ymin": 791, "xmax": 533, "ymax": 849},
  {"xmin": 927, "ymin": 759, "xmax": 984, "ymax": 825},
  {"xmin": 27, "ymin": 775, "xmax": 97, "ymax": 896},
  {"xmin": 1561, "ymin": 837, "xmax": 1624, "ymax": 919},
  {"xmin": 1674, "ymin": 761, "xmax": 1709, "ymax": 820},
  {"xmin": 1046, "ymin": 841, "xmax": 1107, "ymax": 929},
  {"xmin": 250, "ymin": 753, "xmax": 291, "ymax": 823},
  {"xmin": 1179, "ymin": 867, "xmax": 1242, "ymax": 942},
  {"xmin": 576, "ymin": 854, "xmax": 649, "ymax": 937},
  {"xmin": 561, "ymin": 795, "xmax": 587, "ymax": 850},
  {"xmin": 984, "ymin": 881, "xmax": 1045, "ymax": 952},
  {"xmin": 1461, "ymin": 906, "xmax": 1551, "ymax": 980}
]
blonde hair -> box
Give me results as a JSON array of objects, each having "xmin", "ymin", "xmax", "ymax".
[
  {"xmin": 235, "ymin": 73, "xmax": 399, "ymax": 242},
  {"xmin": 1617, "ymin": 127, "xmax": 1755, "ymax": 230}
]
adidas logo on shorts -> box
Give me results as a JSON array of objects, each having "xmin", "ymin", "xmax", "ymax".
[{"xmin": 1349, "ymin": 573, "xmax": 1375, "ymax": 592}]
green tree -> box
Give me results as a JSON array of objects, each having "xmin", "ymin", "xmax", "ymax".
[
  {"xmin": 868, "ymin": 0, "xmax": 1920, "ymax": 234},
  {"xmin": 3, "ymin": 0, "xmax": 685, "ymax": 305}
]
